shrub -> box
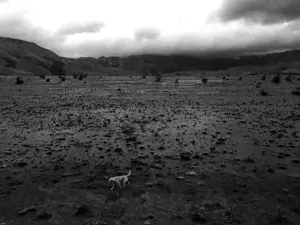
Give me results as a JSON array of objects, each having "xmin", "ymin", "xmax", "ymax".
[
  {"xmin": 272, "ymin": 74, "xmax": 281, "ymax": 84},
  {"xmin": 78, "ymin": 75, "xmax": 83, "ymax": 81},
  {"xmin": 59, "ymin": 76, "xmax": 66, "ymax": 82},
  {"xmin": 39, "ymin": 74, "xmax": 46, "ymax": 79},
  {"xmin": 15, "ymin": 77, "xmax": 24, "ymax": 85},
  {"xmin": 292, "ymin": 87, "xmax": 300, "ymax": 96},
  {"xmin": 285, "ymin": 75, "xmax": 292, "ymax": 82},
  {"xmin": 238, "ymin": 77, "xmax": 242, "ymax": 80},
  {"xmin": 261, "ymin": 74, "xmax": 267, "ymax": 81},
  {"xmin": 150, "ymin": 66, "xmax": 161, "ymax": 82},
  {"xmin": 260, "ymin": 90, "xmax": 268, "ymax": 96},
  {"xmin": 73, "ymin": 73, "xmax": 78, "ymax": 79},
  {"xmin": 46, "ymin": 78, "xmax": 50, "ymax": 82},
  {"xmin": 201, "ymin": 77, "xmax": 208, "ymax": 84}
]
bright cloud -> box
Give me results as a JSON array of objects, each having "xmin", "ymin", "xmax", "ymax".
[{"xmin": 0, "ymin": 0, "xmax": 300, "ymax": 57}]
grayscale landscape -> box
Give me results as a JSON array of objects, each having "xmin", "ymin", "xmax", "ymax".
[{"xmin": 0, "ymin": 0, "xmax": 300, "ymax": 224}]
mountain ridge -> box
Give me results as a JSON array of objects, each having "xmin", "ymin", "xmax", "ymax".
[{"xmin": 1, "ymin": 36, "xmax": 300, "ymax": 76}]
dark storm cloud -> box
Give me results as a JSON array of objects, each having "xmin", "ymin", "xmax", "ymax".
[
  {"xmin": 134, "ymin": 27, "xmax": 160, "ymax": 41},
  {"xmin": 217, "ymin": 0, "xmax": 300, "ymax": 24},
  {"xmin": 56, "ymin": 21, "xmax": 105, "ymax": 36}
]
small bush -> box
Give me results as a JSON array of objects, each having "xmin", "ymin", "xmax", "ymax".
[
  {"xmin": 46, "ymin": 78, "xmax": 50, "ymax": 82},
  {"xmin": 201, "ymin": 77, "xmax": 208, "ymax": 84},
  {"xmin": 73, "ymin": 73, "xmax": 78, "ymax": 79},
  {"xmin": 272, "ymin": 74, "xmax": 281, "ymax": 84},
  {"xmin": 261, "ymin": 74, "xmax": 267, "ymax": 81},
  {"xmin": 285, "ymin": 75, "xmax": 292, "ymax": 82},
  {"xmin": 39, "ymin": 74, "xmax": 46, "ymax": 79},
  {"xmin": 260, "ymin": 90, "xmax": 269, "ymax": 96},
  {"xmin": 15, "ymin": 77, "xmax": 24, "ymax": 85},
  {"xmin": 238, "ymin": 77, "xmax": 242, "ymax": 80},
  {"xmin": 78, "ymin": 75, "xmax": 83, "ymax": 81},
  {"xmin": 59, "ymin": 76, "xmax": 66, "ymax": 82},
  {"xmin": 292, "ymin": 87, "xmax": 300, "ymax": 96}
]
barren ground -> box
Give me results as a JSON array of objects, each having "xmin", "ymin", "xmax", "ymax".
[{"xmin": 0, "ymin": 74, "xmax": 300, "ymax": 225}]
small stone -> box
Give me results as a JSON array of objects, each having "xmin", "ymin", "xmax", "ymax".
[
  {"xmin": 186, "ymin": 171, "xmax": 197, "ymax": 176},
  {"xmin": 293, "ymin": 202, "xmax": 300, "ymax": 214},
  {"xmin": 74, "ymin": 204, "xmax": 89, "ymax": 216},
  {"xmin": 191, "ymin": 212, "xmax": 208, "ymax": 222},
  {"xmin": 243, "ymin": 157, "xmax": 256, "ymax": 163},
  {"xmin": 36, "ymin": 211, "xmax": 52, "ymax": 220},
  {"xmin": 180, "ymin": 151, "xmax": 192, "ymax": 161},
  {"xmin": 18, "ymin": 206, "xmax": 36, "ymax": 215},
  {"xmin": 14, "ymin": 161, "xmax": 28, "ymax": 167}
]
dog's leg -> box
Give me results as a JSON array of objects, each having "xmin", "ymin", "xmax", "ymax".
[
  {"xmin": 117, "ymin": 180, "xmax": 122, "ymax": 188},
  {"xmin": 110, "ymin": 182, "xmax": 115, "ymax": 190}
]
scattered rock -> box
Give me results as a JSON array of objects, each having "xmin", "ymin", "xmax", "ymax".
[
  {"xmin": 36, "ymin": 211, "xmax": 52, "ymax": 220},
  {"xmin": 243, "ymin": 157, "xmax": 256, "ymax": 163},
  {"xmin": 293, "ymin": 202, "xmax": 300, "ymax": 214},
  {"xmin": 191, "ymin": 212, "xmax": 208, "ymax": 222},
  {"xmin": 180, "ymin": 151, "xmax": 193, "ymax": 161},
  {"xmin": 74, "ymin": 204, "xmax": 89, "ymax": 216},
  {"xmin": 291, "ymin": 159, "xmax": 300, "ymax": 164},
  {"xmin": 18, "ymin": 206, "xmax": 36, "ymax": 215},
  {"xmin": 13, "ymin": 161, "xmax": 28, "ymax": 167},
  {"xmin": 186, "ymin": 171, "xmax": 197, "ymax": 176},
  {"xmin": 176, "ymin": 176, "xmax": 185, "ymax": 180}
]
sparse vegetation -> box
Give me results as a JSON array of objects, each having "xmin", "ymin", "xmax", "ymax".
[
  {"xmin": 15, "ymin": 77, "xmax": 24, "ymax": 85},
  {"xmin": 291, "ymin": 87, "xmax": 300, "ymax": 96},
  {"xmin": 150, "ymin": 67, "xmax": 161, "ymax": 82},
  {"xmin": 285, "ymin": 75, "xmax": 292, "ymax": 82},
  {"xmin": 272, "ymin": 74, "xmax": 281, "ymax": 84},
  {"xmin": 201, "ymin": 77, "xmax": 208, "ymax": 84},
  {"xmin": 260, "ymin": 89, "xmax": 269, "ymax": 96},
  {"xmin": 59, "ymin": 76, "xmax": 66, "ymax": 82}
]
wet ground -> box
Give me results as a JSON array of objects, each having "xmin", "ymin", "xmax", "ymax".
[{"xmin": 0, "ymin": 74, "xmax": 300, "ymax": 225}]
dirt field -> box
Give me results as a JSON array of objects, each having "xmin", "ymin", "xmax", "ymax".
[{"xmin": 0, "ymin": 74, "xmax": 300, "ymax": 225}]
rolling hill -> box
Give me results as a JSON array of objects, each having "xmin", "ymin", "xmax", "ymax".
[{"xmin": 1, "ymin": 36, "xmax": 300, "ymax": 76}]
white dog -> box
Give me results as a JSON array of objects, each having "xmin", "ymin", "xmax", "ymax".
[{"xmin": 108, "ymin": 170, "xmax": 131, "ymax": 190}]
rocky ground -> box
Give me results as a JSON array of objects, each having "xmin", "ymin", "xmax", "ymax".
[{"xmin": 0, "ymin": 74, "xmax": 300, "ymax": 225}]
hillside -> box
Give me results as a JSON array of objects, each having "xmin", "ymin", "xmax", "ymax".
[
  {"xmin": 0, "ymin": 37, "xmax": 135, "ymax": 76},
  {"xmin": 1, "ymin": 36, "xmax": 300, "ymax": 76}
]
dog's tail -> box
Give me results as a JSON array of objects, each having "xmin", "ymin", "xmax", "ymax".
[{"xmin": 126, "ymin": 169, "xmax": 131, "ymax": 176}]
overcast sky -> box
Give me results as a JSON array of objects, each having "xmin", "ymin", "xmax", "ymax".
[{"xmin": 1, "ymin": 0, "xmax": 300, "ymax": 58}]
